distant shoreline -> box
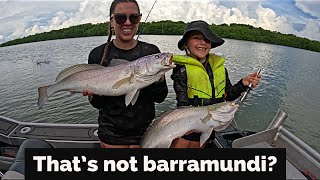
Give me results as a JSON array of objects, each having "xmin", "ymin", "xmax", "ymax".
[{"xmin": 1, "ymin": 20, "xmax": 320, "ymax": 53}]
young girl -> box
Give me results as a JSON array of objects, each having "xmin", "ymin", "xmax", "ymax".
[{"xmin": 171, "ymin": 20, "xmax": 261, "ymax": 148}]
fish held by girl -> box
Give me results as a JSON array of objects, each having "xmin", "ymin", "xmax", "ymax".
[{"xmin": 140, "ymin": 101, "xmax": 239, "ymax": 148}]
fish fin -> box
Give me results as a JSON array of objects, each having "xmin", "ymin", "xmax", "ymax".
[
  {"xmin": 109, "ymin": 58, "xmax": 130, "ymax": 66},
  {"xmin": 202, "ymin": 113, "xmax": 212, "ymax": 124},
  {"xmin": 130, "ymin": 89, "xmax": 140, "ymax": 105},
  {"xmin": 125, "ymin": 89, "xmax": 140, "ymax": 106},
  {"xmin": 214, "ymin": 120, "xmax": 233, "ymax": 132},
  {"xmin": 200, "ymin": 127, "xmax": 214, "ymax": 147},
  {"xmin": 154, "ymin": 109, "xmax": 176, "ymax": 121},
  {"xmin": 176, "ymin": 105, "xmax": 191, "ymax": 109},
  {"xmin": 38, "ymin": 86, "xmax": 49, "ymax": 109},
  {"xmin": 112, "ymin": 76, "xmax": 133, "ymax": 89},
  {"xmin": 156, "ymin": 140, "xmax": 172, "ymax": 148},
  {"xmin": 56, "ymin": 64, "xmax": 104, "ymax": 82},
  {"xmin": 146, "ymin": 116, "xmax": 161, "ymax": 130}
]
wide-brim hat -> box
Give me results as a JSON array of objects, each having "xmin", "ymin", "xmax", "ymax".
[{"xmin": 178, "ymin": 20, "xmax": 225, "ymax": 50}]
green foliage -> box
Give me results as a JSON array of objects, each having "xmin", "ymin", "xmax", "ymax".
[
  {"xmin": 212, "ymin": 23, "xmax": 320, "ymax": 52},
  {"xmin": 1, "ymin": 21, "xmax": 320, "ymax": 53},
  {"xmin": 138, "ymin": 20, "xmax": 185, "ymax": 35},
  {"xmin": 0, "ymin": 22, "xmax": 109, "ymax": 47}
]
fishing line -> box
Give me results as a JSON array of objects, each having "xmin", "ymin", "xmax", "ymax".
[{"xmin": 137, "ymin": 0, "xmax": 158, "ymax": 40}]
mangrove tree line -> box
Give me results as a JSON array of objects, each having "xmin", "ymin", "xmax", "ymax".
[{"xmin": 1, "ymin": 20, "xmax": 319, "ymax": 53}]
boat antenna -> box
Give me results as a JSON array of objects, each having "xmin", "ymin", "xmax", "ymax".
[{"xmin": 137, "ymin": 0, "xmax": 158, "ymax": 40}]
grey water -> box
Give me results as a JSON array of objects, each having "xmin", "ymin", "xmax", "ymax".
[{"xmin": 0, "ymin": 35, "xmax": 319, "ymax": 153}]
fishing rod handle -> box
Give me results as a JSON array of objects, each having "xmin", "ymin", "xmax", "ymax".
[
  {"xmin": 248, "ymin": 68, "xmax": 261, "ymax": 88},
  {"xmin": 239, "ymin": 68, "xmax": 261, "ymax": 102}
]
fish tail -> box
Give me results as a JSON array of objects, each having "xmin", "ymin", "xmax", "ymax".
[{"xmin": 38, "ymin": 86, "xmax": 50, "ymax": 109}]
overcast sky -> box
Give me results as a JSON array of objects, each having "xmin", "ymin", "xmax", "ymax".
[{"xmin": 0, "ymin": 0, "xmax": 319, "ymax": 44}]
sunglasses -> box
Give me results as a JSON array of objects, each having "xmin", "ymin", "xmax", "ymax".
[{"xmin": 111, "ymin": 13, "xmax": 142, "ymax": 25}]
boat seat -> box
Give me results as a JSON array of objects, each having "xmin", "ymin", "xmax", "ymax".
[
  {"xmin": 240, "ymin": 141, "xmax": 273, "ymax": 148},
  {"xmin": 2, "ymin": 138, "xmax": 53, "ymax": 180},
  {"xmin": 241, "ymin": 141, "xmax": 308, "ymax": 180}
]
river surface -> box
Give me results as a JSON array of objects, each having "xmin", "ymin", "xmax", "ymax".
[{"xmin": 0, "ymin": 35, "xmax": 319, "ymax": 152}]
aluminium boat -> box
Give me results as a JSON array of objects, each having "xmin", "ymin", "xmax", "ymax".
[{"xmin": 0, "ymin": 109, "xmax": 319, "ymax": 179}]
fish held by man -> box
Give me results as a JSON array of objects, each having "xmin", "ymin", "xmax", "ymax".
[
  {"xmin": 140, "ymin": 101, "xmax": 239, "ymax": 148},
  {"xmin": 37, "ymin": 52, "xmax": 175, "ymax": 109}
]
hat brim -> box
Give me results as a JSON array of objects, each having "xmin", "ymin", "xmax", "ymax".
[{"xmin": 178, "ymin": 28, "xmax": 225, "ymax": 51}]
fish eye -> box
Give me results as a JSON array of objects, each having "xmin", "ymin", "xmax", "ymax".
[{"xmin": 155, "ymin": 55, "xmax": 160, "ymax": 58}]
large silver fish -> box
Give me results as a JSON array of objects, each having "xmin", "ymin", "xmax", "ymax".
[
  {"xmin": 140, "ymin": 101, "xmax": 239, "ymax": 148},
  {"xmin": 37, "ymin": 52, "xmax": 175, "ymax": 109}
]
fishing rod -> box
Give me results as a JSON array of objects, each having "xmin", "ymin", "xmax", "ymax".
[
  {"xmin": 136, "ymin": 0, "xmax": 158, "ymax": 40},
  {"xmin": 239, "ymin": 68, "xmax": 262, "ymax": 102}
]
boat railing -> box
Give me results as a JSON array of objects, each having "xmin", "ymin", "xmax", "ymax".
[{"xmin": 232, "ymin": 109, "xmax": 320, "ymax": 179}]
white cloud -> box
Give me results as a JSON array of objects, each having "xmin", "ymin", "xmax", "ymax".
[
  {"xmin": 295, "ymin": 0, "xmax": 320, "ymax": 18},
  {"xmin": 0, "ymin": 1, "xmax": 80, "ymax": 43},
  {"xmin": 0, "ymin": 0, "xmax": 319, "ymax": 44},
  {"xmin": 22, "ymin": 1, "xmax": 109, "ymax": 37},
  {"xmin": 299, "ymin": 19, "xmax": 320, "ymax": 41},
  {"xmin": 255, "ymin": 4, "xmax": 295, "ymax": 34}
]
